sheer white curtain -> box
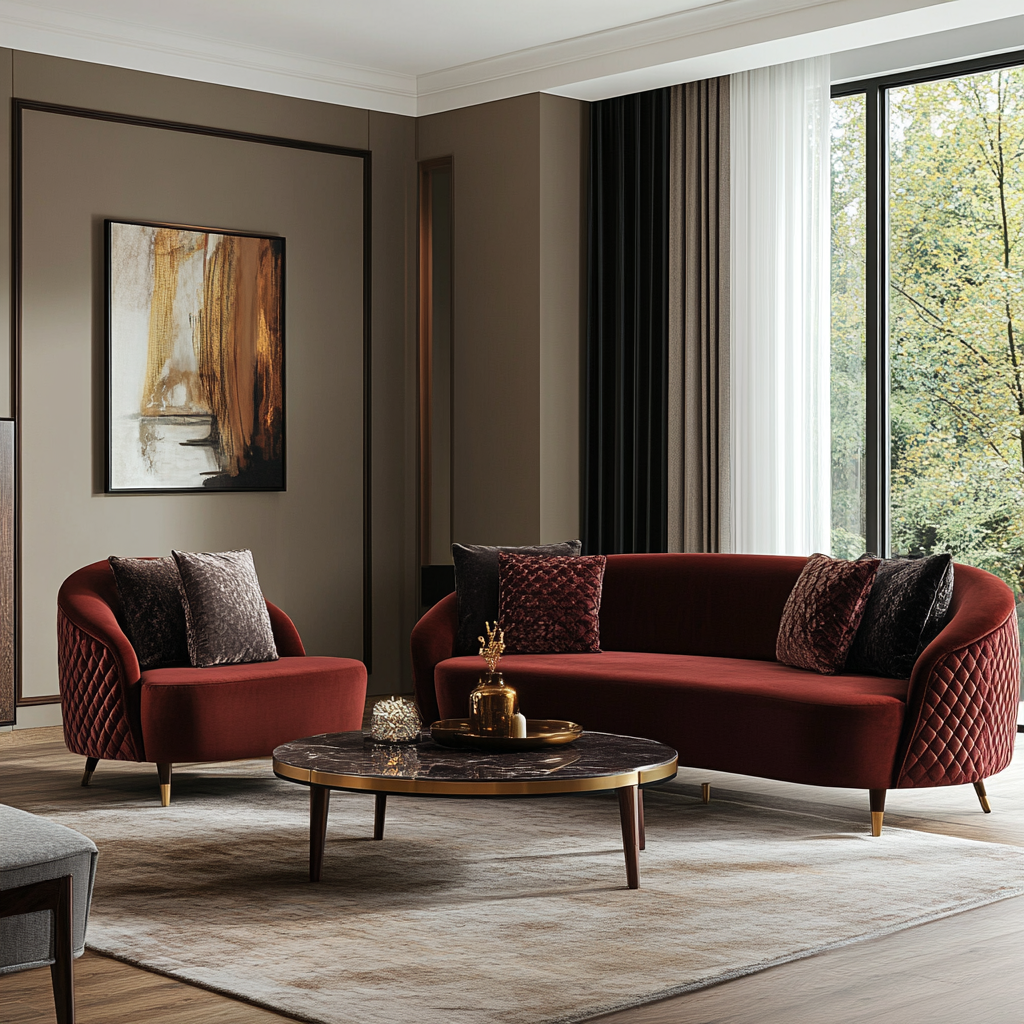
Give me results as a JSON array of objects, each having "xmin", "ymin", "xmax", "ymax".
[{"xmin": 730, "ymin": 56, "xmax": 831, "ymax": 556}]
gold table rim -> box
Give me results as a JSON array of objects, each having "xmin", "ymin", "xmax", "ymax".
[{"xmin": 272, "ymin": 756, "xmax": 678, "ymax": 796}]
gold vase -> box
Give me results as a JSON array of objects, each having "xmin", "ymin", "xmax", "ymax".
[{"xmin": 468, "ymin": 672, "xmax": 518, "ymax": 737}]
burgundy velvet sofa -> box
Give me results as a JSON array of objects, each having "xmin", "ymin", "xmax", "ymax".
[
  {"xmin": 57, "ymin": 561, "xmax": 367, "ymax": 805},
  {"xmin": 411, "ymin": 553, "xmax": 1021, "ymax": 834}
]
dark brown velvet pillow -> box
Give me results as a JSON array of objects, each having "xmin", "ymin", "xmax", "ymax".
[
  {"xmin": 171, "ymin": 549, "xmax": 278, "ymax": 668},
  {"xmin": 498, "ymin": 552, "xmax": 606, "ymax": 654},
  {"xmin": 451, "ymin": 540, "xmax": 582, "ymax": 656},
  {"xmin": 108, "ymin": 555, "xmax": 190, "ymax": 670},
  {"xmin": 776, "ymin": 553, "xmax": 880, "ymax": 675},
  {"xmin": 846, "ymin": 553, "xmax": 954, "ymax": 678}
]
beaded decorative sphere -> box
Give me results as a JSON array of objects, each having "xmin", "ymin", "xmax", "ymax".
[{"xmin": 369, "ymin": 697, "xmax": 422, "ymax": 743}]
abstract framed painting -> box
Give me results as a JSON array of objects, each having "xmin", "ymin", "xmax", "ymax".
[{"xmin": 106, "ymin": 219, "xmax": 285, "ymax": 492}]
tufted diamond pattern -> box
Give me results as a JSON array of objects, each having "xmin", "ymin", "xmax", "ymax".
[
  {"xmin": 57, "ymin": 611, "xmax": 140, "ymax": 762},
  {"xmin": 897, "ymin": 613, "xmax": 1020, "ymax": 788},
  {"xmin": 499, "ymin": 553, "xmax": 607, "ymax": 654}
]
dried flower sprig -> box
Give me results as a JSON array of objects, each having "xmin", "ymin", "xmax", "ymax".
[{"xmin": 478, "ymin": 621, "xmax": 505, "ymax": 673}]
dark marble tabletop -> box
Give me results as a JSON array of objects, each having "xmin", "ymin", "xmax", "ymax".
[{"xmin": 273, "ymin": 730, "xmax": 677, "ymax": 787}]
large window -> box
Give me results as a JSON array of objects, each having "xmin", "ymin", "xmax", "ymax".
[{"xmin": 832, "ymin": 56, "xmax": 1024, "ymax": 666}]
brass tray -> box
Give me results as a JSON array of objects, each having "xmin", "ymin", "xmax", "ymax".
[{"xmin": 429, "ymin": 718, "xmax": 583, "ymax": 752}]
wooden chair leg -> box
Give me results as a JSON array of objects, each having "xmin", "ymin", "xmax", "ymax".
[
  {"xmin": 974, "ymin": 780, "xmax": 992, "ymax": 813},
  {"xmin": 80, "ymin": 757, "xmax": 98, "ymax": 788},
  {"xmin": 156, "ymin": 763, "xmax": 172, "ymax": 807},
  {"xmin": 50, "ymin": 875, "xmax": 75, "ymax": 1024},
  {"xmin": 869, "ymin": 788, "xmax": 886, "ymax": 836},
  {"xmin": 0, "ymin": 875, "xmax": 76, "ymax": 1024}
]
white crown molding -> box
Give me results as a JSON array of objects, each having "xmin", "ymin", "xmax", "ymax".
[
  {"xmin": 0, "ymin": 0, "xmax": 418, "ymax": 115},
  {"xmin": 0, "ymin": 0, "xmax": 1019, "ymax": 118},
  {"xmin": 417, "ymin": 0, "xmax": 1024, "ymax": 113}
]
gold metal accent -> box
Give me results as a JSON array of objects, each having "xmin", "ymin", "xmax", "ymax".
[
  {"xmin": 273, "ymin": 757, "xmax": 678, "ymax": 798},
  {"xmin": 468, "ymin": 672, "xmax": 517, "ymax": 738},
  {"xmin": 81, "ymin": 768, "xmax": 94, "ymax": 788},
  {"xmin": 701, "ymin": 783, "xmax": 711, "ymax": 804},
  {"xmin": 478, "ymin": 621, "xmax": 505, "ymax": 673},
  {"xmin": 160, "ymin": 784, "xmax": 171, "ymax": 807},
  {"xmin": 431, "ymin": 718, "xmax": 582, "ymax": 751},
  {"xmin": 369, "ymin": 697, "xmax": 422, "ymax": 743},
  {"xmin": 871, "ymin": 811, "xmax": 884, "ymax": 837},
  {"xmin": 974, "ymin": 780, "xmax": 992, "ymax": 813}
]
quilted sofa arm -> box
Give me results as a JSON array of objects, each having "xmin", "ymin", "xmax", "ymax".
[
  {"xmin": 410, "ymin": 592, "xmax": 458, "ymax": 725},
  {"xmin": 57, "ymin": 603, "xmax": 144, "ymax": 763},
  {"xmin": 894, "ymin": 565, "xmax": 1020, "ymax": 789}
]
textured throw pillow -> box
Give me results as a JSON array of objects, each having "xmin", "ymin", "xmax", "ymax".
[
  {"xmin": 451, "ymin": 540, "xmax": 582, "ymax": 656},
  {"xmin": 846, "ymin": 553, "xmax": 954, "ymax": 678},
  {"xmin": 498, "ymin": 552, "xmax": 606, "ymax": 654},
  {"xmin": 108, "ymin": 556, "xmax": 190, "ymax": 670},
  {"xmin": 171, "ymin": 549, "xmax": 278, "ymax": 667},
  {"xmin": 776, "ymin": 553, "xmax": 880, "ymax": 675}
]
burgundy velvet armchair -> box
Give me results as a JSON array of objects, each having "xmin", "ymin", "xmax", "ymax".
[{"xmin": 57, "ymin": 560, "xmax": 367, "ymax": 805}]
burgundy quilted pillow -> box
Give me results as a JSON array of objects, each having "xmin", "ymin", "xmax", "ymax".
[
  {"xmin": 498, "ymin": 552, "xmax": 607, "ymax": 654},
  {"xmin": 776, "ymin": 553, "xmax": 880, "ymax": 675}
]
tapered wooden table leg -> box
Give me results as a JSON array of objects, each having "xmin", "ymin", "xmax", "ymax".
[
  {"xmin": 637, "ymin": 787, "xmax": 646, "ymax": 851},
  {"xmin": 373, "ymin": 793, "xmax": 387, "ymax": 840},
  {"xmin": 617, "ymin": 784, "xmax": 641, "ymax": 889},
  {"xmin": 309, "ymin": 784, "xmax": 330, "ymax": 882}
]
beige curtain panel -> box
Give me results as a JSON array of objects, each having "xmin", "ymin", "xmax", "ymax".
[{"xmin": 667, "ymin": 78, "xmax": 731, "ymax": 553}]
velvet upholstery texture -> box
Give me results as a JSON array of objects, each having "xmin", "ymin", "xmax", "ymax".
[
  {"xmin": 776, "ymin": 554, "xmax": 879, "ymax": 674},
  {"xmin": 107, "ymin": 556, "xmax": 189, "ymax": 669},
  {"xmin": 451, "ymin": 540, "xmax": 581, "ymax": 656},
  {"xmin": 57, "ymin": 560, "xmax": 366, "ymax": 773},
  {"xmin": 434, "ymin": 653, "xmax": 908, "ymax": 790},
  {"xmin": 498, "ymin": 553, "xmax": 606, "ymax": 654},
  {"xmin": 411, "ymin": 554, "xmax": 1020, "ymax": 795},
  {"xmin": 172, "ymin": 549, "xmax": 278, "ymax": 667},
  {"xmin": 846, "ymin": 554, "xmax": 954, "ymax": 679}
]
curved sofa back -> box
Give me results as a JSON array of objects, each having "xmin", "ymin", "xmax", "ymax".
[{"xmin": 599, "ymin": 553, "xmax": 807, "ymax": 660}]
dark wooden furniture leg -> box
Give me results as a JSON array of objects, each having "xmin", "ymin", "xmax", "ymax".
[
  {"xmin": 309, "ymin": 784, "xmax": 331, "ymax": 882},
  {"xmin": 373, "ymin": 793, "xmax": 387, "ymax": 840},
  {"xmin": 617, "ymin": 784, "xmax": 641, "ymax": 889},
  {"xmin": 637, "ymin": 787, "xmax": 646, "ymax": 851},
  {"xmin": 80, "ymin": 757, "xmax": 98, "ymax": 787},
  {"xmin": 156, "ymin": 762, "xmax": 172, "ymax": 807},
  {"xmin": 0, "ymin": 875, "xmax": 75, "ymax": 1024},
  {"xmin": 869, "ymin": 788, "xmax": 886, "ymax": 837}
]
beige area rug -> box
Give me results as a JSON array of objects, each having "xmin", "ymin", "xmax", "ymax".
[{"xmin": 16, "ymin": 755, "xmax": 1024, "ymax": 1024}]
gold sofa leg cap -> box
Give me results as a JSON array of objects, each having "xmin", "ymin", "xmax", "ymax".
[
  {"xmin": 156, "ymin": 763, "xmax": 172, "ymax": 806},
  {"xmin": 871, "ymin": 811, "xmax": 884, "ymax": 837},
  {"xmin": 160, "ymin": 784, "xmax": 171, "ymax": 807},
  {"xmin": 81, "ymin": 756, "xmax": 98, "ymax": 787},
  {"xmin": 974, "ymin": 780, "xmax": 992, "ymax": 813},
  {"xmin": 701, "ymin": 783, "xmax": 711, "ymax": 804}
]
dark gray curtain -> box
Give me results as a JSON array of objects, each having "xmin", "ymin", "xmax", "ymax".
[
  {"xmin": 583, "ymin": 89, "xmax": 671, "ymax": 555},
  {"xmin": 667, "ymin": 78, "xmax": 731, "ymax": 553}
]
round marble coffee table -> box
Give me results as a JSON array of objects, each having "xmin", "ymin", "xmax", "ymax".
[{"xmin": 272, "ymin": 730, "xmax": 678, "ymax": 889}]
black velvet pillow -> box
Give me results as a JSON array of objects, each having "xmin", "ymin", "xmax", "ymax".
[
  {"xmin": 108, "ymin": 556, "xmax": 190, "ymax": 670},
  {"xmin": 451, "ymin": 540, "xmax": 582, "ymax": 656},
  {"xmin": 171, "ymin": 549, "xmax": 278, "ymax": 668},
  {"xmin": 846, "ymin": 553, "xmax": 954, "ymax": 679}
]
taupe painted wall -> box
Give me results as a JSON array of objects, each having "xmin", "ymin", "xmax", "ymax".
[
  {"xmin": 9, "ymin": 53, "xmax": 418, "ymax": 719},
  {"xmin": 417, "ymin": 93, "xmax": 585, "ymax": 549}
]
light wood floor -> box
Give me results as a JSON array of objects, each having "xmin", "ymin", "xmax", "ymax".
[{"xmin": 4, "ymin": 724, "xmax": 1024, "ymax": 1023}]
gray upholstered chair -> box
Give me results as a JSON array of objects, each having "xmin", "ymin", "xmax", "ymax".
[{"xmin": 0, "ymin": 805, "xmax": 98, "ymax": 1024}]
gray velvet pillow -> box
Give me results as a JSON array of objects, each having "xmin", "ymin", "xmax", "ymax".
[
  {"xmin": 171, "ymin": 549, "xmax": 278, "ymax": 667},
  {"xmin": 451, "ymin": 540, "xmax": 582, "ymax": 656},
  {"xmin": 108, "ymin": 556, "xmax": 190, "ymax": 670},
  {"xmin": 846, "ymin": 553, "xmax": 954, "ymax": 679}
]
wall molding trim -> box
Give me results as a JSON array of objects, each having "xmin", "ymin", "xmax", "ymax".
[
  {"xmin": 10, "ymin": 98, "xmax": 374, "ymax": 712},
  {"xmin": 0, "ymin": 0, "xmax": 1020, "ymax": 116}
]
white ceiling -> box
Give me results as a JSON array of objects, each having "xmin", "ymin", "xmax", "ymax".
[{"xmin": 0, "ymin": 0, "xmax": 1023, "ymax": 115}]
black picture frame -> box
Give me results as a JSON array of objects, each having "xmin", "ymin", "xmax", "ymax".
[{"xmin": 105, "ymin": 218, "xmax": 286, "ymax": 493}]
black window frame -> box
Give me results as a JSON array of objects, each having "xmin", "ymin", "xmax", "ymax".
[{"xmin": 831, "ymin": 47, "xmax": 1024, "ymax": 556}]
